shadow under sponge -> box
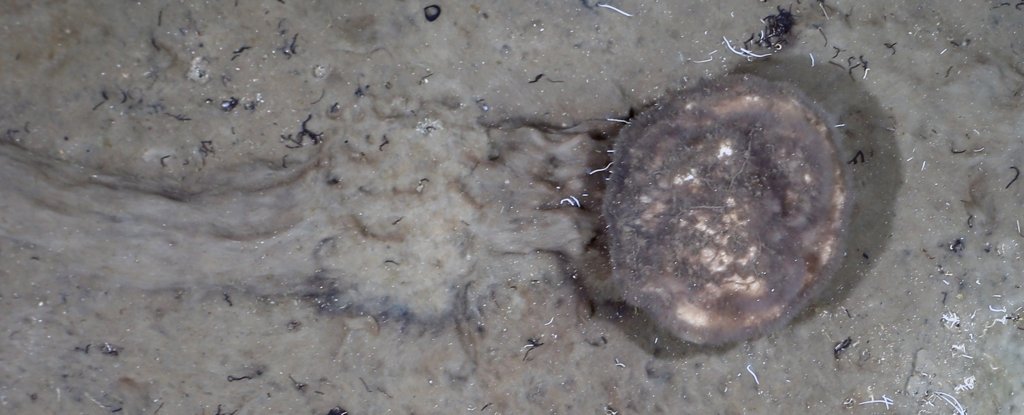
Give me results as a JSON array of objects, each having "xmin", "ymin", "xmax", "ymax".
[{"xmin": 603, "ymin": 75, "xmax": 848, "ymax": 345}]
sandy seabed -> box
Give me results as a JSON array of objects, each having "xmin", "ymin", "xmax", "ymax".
[{"xmin": 1, "ymin": 1, "xmax": 1023, "ymax": 413}]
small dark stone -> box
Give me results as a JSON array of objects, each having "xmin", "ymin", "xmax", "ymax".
[
  {"xmin": 326, "ymin": 407, "xmax": 349, "ymax": 415},
  {"xmin": 949, "ymin": 237, "xmax": 965, "ymax": 253},
  {"xmin": 220, "ymin": 97, "xmax": 239, "ymax": 112},
  {"xmin": 424, "ymin": 5, "xmax": 441, "ymax": 22}
]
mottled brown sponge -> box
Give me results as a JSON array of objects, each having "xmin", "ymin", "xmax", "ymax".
[{"xmin": 603, "ymin": 75, "xmax": 848, "ymax": 345}]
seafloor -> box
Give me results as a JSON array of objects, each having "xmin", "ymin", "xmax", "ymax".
[{"xmin": 1, "ymin": 1, "xmax": 1022, "ymax": 413}]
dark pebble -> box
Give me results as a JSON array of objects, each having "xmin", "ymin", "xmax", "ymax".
[{"xmin": 424, "ymin": 5, "xmax": 441, "ymax": 22}]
